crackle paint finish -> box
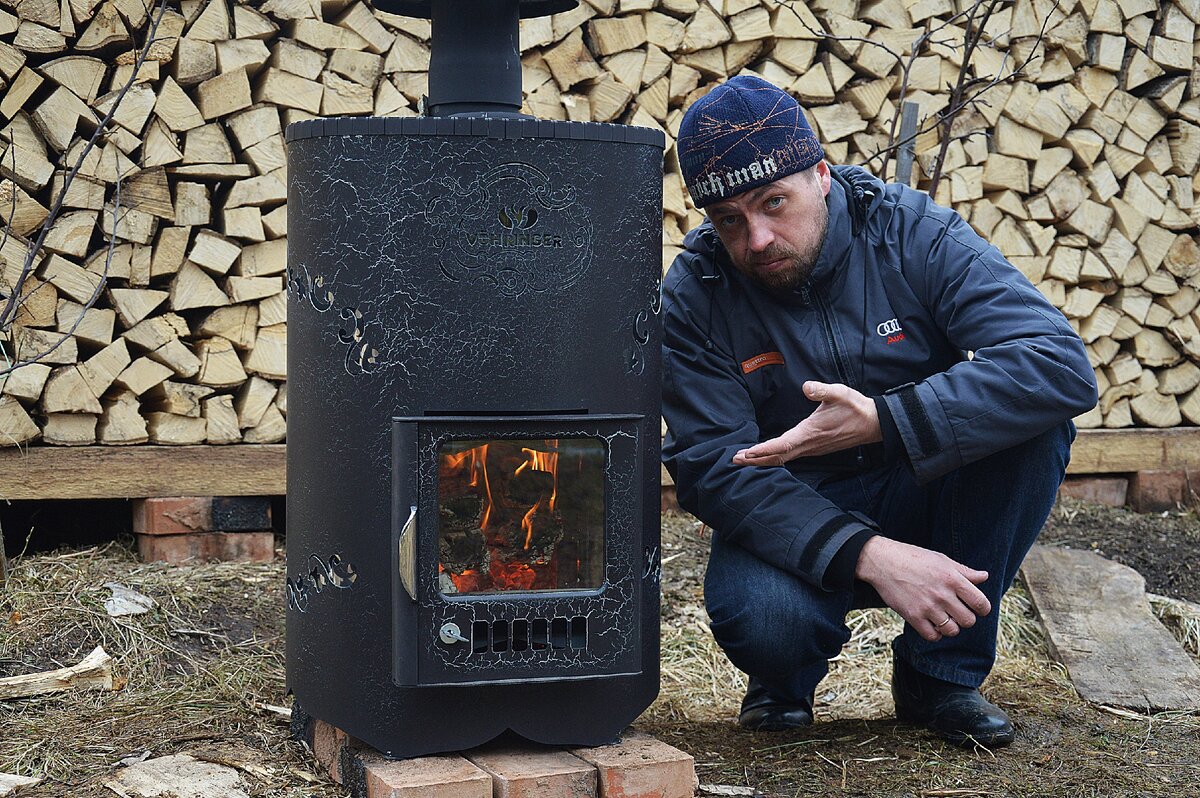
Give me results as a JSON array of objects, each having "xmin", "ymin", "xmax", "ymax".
[{"xmin": 285, "ymin": 117, "xmax": 665, "ymax": 759}]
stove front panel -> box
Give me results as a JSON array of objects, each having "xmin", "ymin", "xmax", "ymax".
[{"xmin": 393, "ymin": 415, "xmax": 643, "ymax": 686}]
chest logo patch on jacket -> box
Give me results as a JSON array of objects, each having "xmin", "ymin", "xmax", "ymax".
[
  {"xmin": 741, "ymin": 351, "xmax": 785, "ymax": 374},
  {"xmin": 876, "ymin": 318, "xmax": 905, "ymax": 345}
]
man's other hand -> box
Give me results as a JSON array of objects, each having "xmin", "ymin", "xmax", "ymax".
[
  {"xmin": 855, "ymin": 537, "xmax": 992, "ymax": 641},
  {"xmin": 732, "ymin": 381, "xmax": 882, "ymax": 466}
]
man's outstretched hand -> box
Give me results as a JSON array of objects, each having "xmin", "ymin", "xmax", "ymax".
[
  {"xmin": 732, "ymin": 381, "xmax": 882, "ymax": 466},
  {"xmin": 856, "ymin": 536, "xmax": 992, "ymax": 641}
]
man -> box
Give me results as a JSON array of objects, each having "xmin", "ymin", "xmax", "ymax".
[{"xmin": 661, "ymin": 75, "xmax": 1098, "ymax": 747}]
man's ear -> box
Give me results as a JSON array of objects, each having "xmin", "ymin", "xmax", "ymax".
[{"xmin": 815, "ymin": 160, "xmax": 832, "ymax": 197}]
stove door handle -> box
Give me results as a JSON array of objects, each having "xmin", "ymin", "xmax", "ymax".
[{"xmin": 398, "ymin": 504, "xmax": 418, "ymax": 601}]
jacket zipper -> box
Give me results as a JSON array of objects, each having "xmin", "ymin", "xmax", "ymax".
[
  {"xmin": 804, "ymin": 286, "xmax": 867, "ymax": 467},
  {"xmin": 806, "ymin": 287, "xmax": 855, "ymax": 389}
]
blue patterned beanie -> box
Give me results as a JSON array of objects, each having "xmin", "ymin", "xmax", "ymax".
[{"xmin": 677, "ymin": 75, "xmax": 825, "ymax": 208}]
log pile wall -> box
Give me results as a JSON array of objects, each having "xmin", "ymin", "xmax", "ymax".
[{"xmin": 0, "ymin": 0, "xmax": 1198, "ymax": 446}]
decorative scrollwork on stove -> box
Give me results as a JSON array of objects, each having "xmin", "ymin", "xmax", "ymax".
[
  {"xmin": 287, "ymin": 262, "xmax": 335, "ymax": 312},
  {"xmin": 626, "ymin": 277, "xmax": 663, "ymax": 375},
  {"xmin": 286, "ymin": 553, "xmax": 358, "ymax": 613},
  {"xmin": 338, "ymin": 307, "xmax": 381, "ymax": 375},
  {"xmin": 643, "ymin": 545, "xmax": 661, "ymax": 584},
  {"xmin": 287, "ymin": 265, "xmax": 387, "ymax": 376}
]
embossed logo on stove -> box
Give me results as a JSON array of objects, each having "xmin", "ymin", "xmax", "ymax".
[
  {"xmin": 464, "ymin": 205, "xmax": 563, "ymax": 248},
  {"xmin": 426, "ymin": 162, "xmax": 594, "ymax": 296},
  {"xmin": 498, "ymin": 205, "xmax": 537, "ymax": 230}
]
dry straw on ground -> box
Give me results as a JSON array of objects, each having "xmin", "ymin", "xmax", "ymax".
[
  {"xmin": 2, "ymin": 516, "xmax": 1199, "ymax": 796},
  {"xmin": 654, "ymin": 586, "xmax": 1066, "ymax": 726},
  {"xmin": 1150, "ymin": 592, "xmax": 1200, "ymax": 659},
  {"xmin": 0, "ymin": 542, "xmax": 341, "ymax": 797}
]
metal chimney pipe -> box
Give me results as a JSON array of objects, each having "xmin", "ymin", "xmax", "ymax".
[{"xmin": 427, "ymin": 0, "xmax": 522, "ymax": 116}]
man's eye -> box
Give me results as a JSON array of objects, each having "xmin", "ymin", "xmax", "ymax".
[
  {"xmin": 717, "ymin": 216, "xmax": 740, "ymax": 228},
  {"xmin": 765, "ymin": 196, "xmax": 784, "ymax": 209}
]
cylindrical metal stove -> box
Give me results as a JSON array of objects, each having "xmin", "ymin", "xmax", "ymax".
[{"xmin": 285, "ymin": 0, "xmax": 664, "ymax": 759}]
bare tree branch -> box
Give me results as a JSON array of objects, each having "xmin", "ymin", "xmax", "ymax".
[
  {"xmin": 769, "ymin": 0, "xmax": 1060, "ymax": 193},
  {"xmin": 927, "ymin": 0, "xmax": 1062, "ymax": 194},
  {"xmin": 0, "ymin": 177, "xmax": 120, "ymax": 379},
  {"xmin": 858, "ymin": 0, "xmax": 1058, "ymax": 185},
  {"xmin": 0, "ymin": 0, "xmax": 170, "ymax": 355},
  {"xmin": 926, "ymin": 0, "xmax": 1005, "ymax": 196}
]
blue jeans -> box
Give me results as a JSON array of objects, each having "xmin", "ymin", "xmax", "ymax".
[{"xmin": 703, "ymin": 422, "xmax": 1074, "ymax": 704}]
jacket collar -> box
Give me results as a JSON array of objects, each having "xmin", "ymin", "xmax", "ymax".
[{"xmin": 803, "ymin": 171, "xmax": 854, "ymax": 291}]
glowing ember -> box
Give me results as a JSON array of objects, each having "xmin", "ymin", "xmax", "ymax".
[{"xmin": 490, "ymin": 559, "xmax": 537, "ymax": 591}]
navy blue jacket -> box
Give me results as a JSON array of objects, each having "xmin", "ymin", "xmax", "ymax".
[{"xmin": 662, "ymin": 166, "xmax": 1098, "ymax": 590}]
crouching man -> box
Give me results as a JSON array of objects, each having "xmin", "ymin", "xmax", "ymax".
[{"xmin": 661, "ymin": 76, "xmax": 1098, "ymax": 747}]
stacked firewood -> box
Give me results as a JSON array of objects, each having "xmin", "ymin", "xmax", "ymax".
[{"xmin": 0, "ymin": 0, "xmax": 1197, "ymax": 446}]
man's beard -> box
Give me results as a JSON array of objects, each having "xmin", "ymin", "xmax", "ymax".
[{"xmin": 737, "ymin": 206, "xmax": 829, "ymax": 293}]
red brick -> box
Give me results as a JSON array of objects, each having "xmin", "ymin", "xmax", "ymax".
[
  {"xmin": 132, "ymin": 496, "xmax": 273, "ymax": 535},
  {"xmin": 136, "ymin": 531, "xmax": 275, "ymax": 563},
  {"xmin": 572, "ymin": 731, "xmax": 696, "ymax": 798},
  {"xmin": 1186, "ymin": 469, "xmax": 1200, "ymax": 509},
  {"xmin": 1058, "ymin": 476, "xmax": 1129, "ymax": 507},
  {"xmin": 311, "ymin": 720, "xmax": 348, "ymax": 783},
  {"xmin": 360, "ymin": 753, "xmax": 491, "ymax": 798},
  {"xmin": 132, "ymin": 497, "xmax": 212, "ymax": 535},
  {"xmin": 660, "ymin": 486, "xmax": 680, "ymax": 514},
  {"xmin": 466, "ymin": 744, "xmax": 596, "ymax": 798},
  {"xmin": 1128, "ymin": 470, "xmax": 1188, "ymax": 513}
]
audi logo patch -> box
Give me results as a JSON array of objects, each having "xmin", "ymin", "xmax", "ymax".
[
  {"xmin": 876, "ymin": 318, "xmax": 906, "ymax": 345},
  {"xmin": 876, "ymin": 318, "xmax": 902, "ymax": 336}
]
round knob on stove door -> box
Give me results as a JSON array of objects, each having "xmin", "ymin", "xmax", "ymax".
[{"xmin": 439, "ymin": 622, "xmax": 469, "ymax": 645}]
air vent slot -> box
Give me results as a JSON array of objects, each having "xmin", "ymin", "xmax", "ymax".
[{"xmin": 471, "ymin": 616, "xmax": 587, "ymax": 654}]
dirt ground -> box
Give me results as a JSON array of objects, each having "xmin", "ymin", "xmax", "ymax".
[
  {"xmin": 642, "ymin": 500, "xmax": 1200, "ymax": 797},
  {"xmin": 1040, "ymin": 500, "xmax": 1200, "ymax": 604},
  {"xmin": 1, "ymin": 498, "xmax": 1198, "ymax": 797}
]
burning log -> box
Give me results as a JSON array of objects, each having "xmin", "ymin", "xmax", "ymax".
[{"xmin": 438, "ymin": 440, "xmax": 569, "ymax": 593}]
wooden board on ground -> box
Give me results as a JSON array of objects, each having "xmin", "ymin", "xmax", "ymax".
[
  {"xmin": 1021, "ymin": 545, "xmax": 1200, "ymax": 711},
  {"xmin": 0, "ymin": 444, "xmax": 285, "ymax": 499}
]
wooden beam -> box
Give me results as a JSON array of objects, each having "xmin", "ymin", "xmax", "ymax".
[
  {"xmin": 0, "ymin": 444, "xmax": 284, "ymax": 499},
  {"xmin": 1065, "ymin": 428, "xmax": 1200, "ymax": 473},
  {"xmin": 659, "ymin": 429, "xmax": 1200, "ymax": 486}
]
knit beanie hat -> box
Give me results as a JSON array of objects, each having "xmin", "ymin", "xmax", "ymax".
[{"xmin": 677, "ymin": 75, "xmax": 825, "ymax": 208}]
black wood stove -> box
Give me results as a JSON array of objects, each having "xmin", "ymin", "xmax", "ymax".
[{"xmin": 284, "ymin": 0, "xmax": 665, "ymax": 759}]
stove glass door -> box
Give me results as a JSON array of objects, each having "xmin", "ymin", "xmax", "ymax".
[{"xmin": 437, "ymin": 438, "xmax": 605, "ymax": 595}]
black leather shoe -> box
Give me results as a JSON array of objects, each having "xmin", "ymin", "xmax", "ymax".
[
  {"xmin": 737, "ymin": 679, "xmax": 814, "ymax": 731},
  {"xmin": 892, "ymin": 658, "xmax": 1015, "ymax": 747}
]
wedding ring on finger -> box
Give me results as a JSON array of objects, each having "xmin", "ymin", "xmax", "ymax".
[{"xmin": 934, "ymin": 615, "xmax": 953, "ymax": 629}]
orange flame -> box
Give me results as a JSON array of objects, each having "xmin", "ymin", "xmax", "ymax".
[
  {"xmin": 521, "ymin": 499, "xmax": 541, "ymax": 550},
  {"xmin": 479, "ymin": 446, "xmax": 494, "ymax": 530},
  {"xmin": 517, "ymin": 442, "xmax": 559, "ymax": 549},
  {"xmin": 448, "ymin": 568, "xmax": 486, "ymax": 593},
  {"xmin": 440, "ymin": 440, "xmax": 567, "ymax": 591},
  {"xmin": 443, "ymin": 444, "xmax": 493, "ymax": 528}
]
